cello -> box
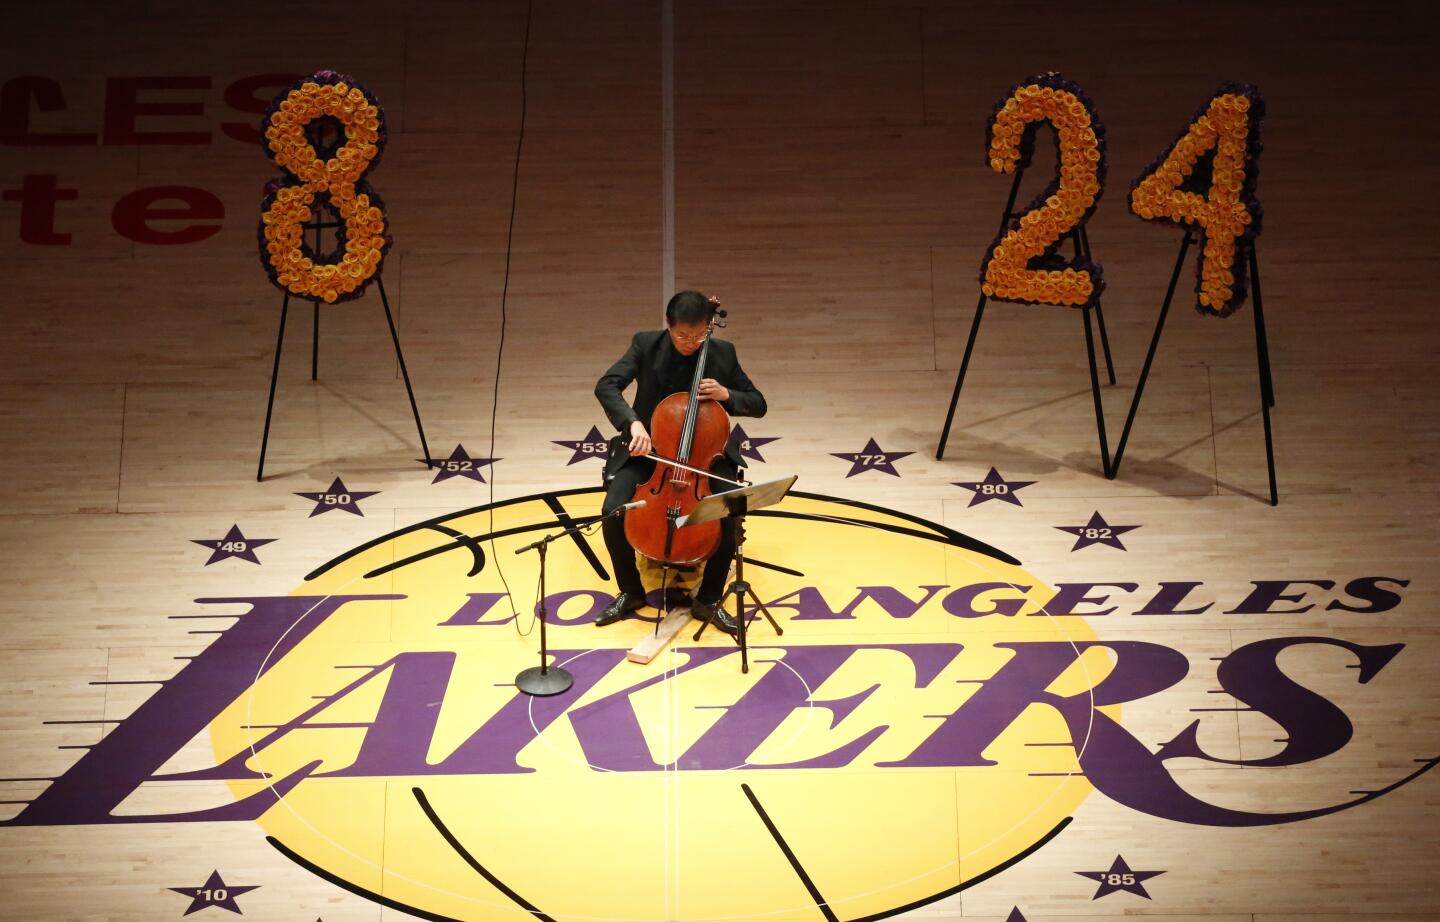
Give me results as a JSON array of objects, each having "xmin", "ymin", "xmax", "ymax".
[{"xmin": 623, "ymin": 302, "xmax": 741, "ymax": 566}]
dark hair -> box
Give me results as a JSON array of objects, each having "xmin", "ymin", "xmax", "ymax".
[{"xmin": 665, "ymin": 290, "xmax": 712, "ymax": 325}]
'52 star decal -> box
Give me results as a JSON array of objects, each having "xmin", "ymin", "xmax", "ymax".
[{"xmin": 427, "ymin": 444, "xmax": 500, "ymax": 484}]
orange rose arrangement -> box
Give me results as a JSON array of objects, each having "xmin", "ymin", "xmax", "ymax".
[
  {"xmin": 1129, "ymin": 83, "xmax": 1264, "ymax": 317},
  {"xmin": 258, "ymin": 71, "xmax": 390, "ymax": 304},
  {"xmin": 979, "ymin": 73, "xmax": 1106, "ymax": 308}
]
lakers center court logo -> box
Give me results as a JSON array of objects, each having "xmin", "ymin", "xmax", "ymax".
[{"xmin": 4, "ymin": 489, "xmax": 1433, "ymax": 921}]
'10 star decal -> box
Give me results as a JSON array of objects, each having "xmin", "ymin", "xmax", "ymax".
[
  {"xmin": 553, "ymin": 425, "xmax": 610, "ymax": 465},
  {"xmin": 190, "ymin": 525, "xmax": 275, "ymax": 566},
  {"xmin": 953, "ymin": 467, "xmax": 1036, "ymax": 507},
  {"xmin": 294, "ymin": 477, "xmax": 378, "ymax": 517},
  {"xmin": 427, "ymin": 444, "xmax": 500, "ymax": 484},
  {"xmin": 1056, "ymin": 510, "xmax": 1140, "ymax": 551},
  {"xmin": 832, "ymin": 437, "xmax": 913, "ymax": 477},
  {"xmin": 1075, "ymin": 854, "xmax": 1165, "ymax": 899},
  {"xmin": 167, "ymin": 869, "xmax": 259, "ymax": 914}
]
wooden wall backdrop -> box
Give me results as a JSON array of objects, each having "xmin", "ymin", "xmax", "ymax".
[{"xmin": 1, "ymin": 1, "xmax": 1436, "ymax": 920}]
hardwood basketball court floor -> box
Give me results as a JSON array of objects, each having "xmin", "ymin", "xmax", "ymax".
[{"xmin": 1, "ymin": 2, "xmax": 1436, "ymax": 920}]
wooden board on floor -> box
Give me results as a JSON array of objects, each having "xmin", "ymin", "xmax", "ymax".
[{"xmin": 627, "ymin": 608, "xmax": 694, "ymax": 664}]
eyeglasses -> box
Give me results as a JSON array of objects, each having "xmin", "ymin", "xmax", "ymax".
[{"xmin": 670, "ymin": 331, "xmax": 708, "ymax": 345}]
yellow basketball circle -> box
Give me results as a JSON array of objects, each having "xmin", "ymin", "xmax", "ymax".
[{"xmin": 208, "ymin": 489, "xmax": 1110, "ymax": 921}]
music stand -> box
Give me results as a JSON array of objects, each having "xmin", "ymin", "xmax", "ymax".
[{"xmin": 681, "ymin": 475, "xmax": 797, "ymax": 673}]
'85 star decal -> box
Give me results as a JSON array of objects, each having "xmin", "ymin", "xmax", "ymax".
[{"xmin": 1075, "ymin": 855, "xmax": 1165, "ymax": 899}]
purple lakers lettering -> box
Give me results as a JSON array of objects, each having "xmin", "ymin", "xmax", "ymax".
[{"xmin": 5, "ymin": 582, "xmax": 1429, "ymax": 830}]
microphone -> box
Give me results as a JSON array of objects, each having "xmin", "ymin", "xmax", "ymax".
[{"xmin": 514, "ymin": 500, "xmax": 650, "ymax": 555}]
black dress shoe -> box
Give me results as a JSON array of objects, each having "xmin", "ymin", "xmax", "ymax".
[
  {"xmin": 692, "ymin": 599, "xmax": 739, "ymax": 636},
  {"xmin": 596, "ymin": 591, "xmax": 645, "ymax": 627}
]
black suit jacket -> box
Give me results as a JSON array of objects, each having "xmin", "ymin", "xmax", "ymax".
[{"xmin": 595, "ymin": 330, "xmax": 767, "ymax": 476}]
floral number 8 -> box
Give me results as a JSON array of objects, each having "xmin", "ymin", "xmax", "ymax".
[{"xmin": 258, "ymin": 71, "xmax": 391, "ymax": 304}]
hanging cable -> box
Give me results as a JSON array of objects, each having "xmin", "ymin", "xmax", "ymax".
[{"xmin": 485, "ymin": 0, "xmax": 536, "ymax": 635}]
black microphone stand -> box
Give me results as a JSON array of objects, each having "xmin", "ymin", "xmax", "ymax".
[{"xmin": 512, "ymin": 508, "xmax": 618, "ymax": 696}]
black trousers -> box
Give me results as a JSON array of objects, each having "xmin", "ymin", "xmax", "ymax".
[{"xmin": 602, "ymin": 457, "xmax": 738, "ymax": 603}]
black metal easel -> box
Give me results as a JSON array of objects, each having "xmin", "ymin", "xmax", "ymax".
[
  {"xmin": 935, "ymin": 165, "xmax": 1116, "ymax": 475},
  {"xmin": 691, "ymin": 494, "xmax": 784, "ymax": 674},
  {"xmin": 256, "ymin": 213, "xmax": 432, "ymax": 481},
  {"xmin": 1108, "ymin": 235, "xmax": 1277, "ymax": 505},
  {"xmin": 685, "ymin": 476, "xmax": 796, "ymax": 674}
]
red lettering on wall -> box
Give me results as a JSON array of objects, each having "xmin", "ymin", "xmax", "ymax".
[
  {"xmin": 103, "ymin": 76, "xmax": 211, "ymax": 145},
  {"xmin": 0, "ymin": 76, "xmax": 99, "ymax": 146},
  {"xmin": 2, "ymin": 174, "xmax": 78, "ymax": 244},
  {"xmin": 221, "ymin": 73, "xmax": 303, "ymax": 145},
  {"xmin": 111, "ymin": 186, "xmax": 224, "ymax": 244}
]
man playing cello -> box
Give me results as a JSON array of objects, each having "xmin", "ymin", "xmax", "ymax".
[{"xmin": 593, "ymin": 291, "xmax": 767, "ymax": 633}]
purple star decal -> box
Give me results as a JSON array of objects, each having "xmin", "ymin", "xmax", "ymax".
[
  {"xmin": 953, "ymin": 467, "xmax": 1036, "ymax": 507},
  {"xmin": 1075, "ymin": 854, "xmax": 1165, "ymax": 899},
  {"xmin": 426, "ymin": 444, "xmax": 500, "ymax": 484},
  {"xmin": 730, "ymin": 424, "xmax": 780, "ymax": 463},
  {"xmin": 552, "ymin": 425, "xmax": 610, "ymax": 465},
  {"xmin": 831, "ymin": 437, "xmax": 913, "ymax": 477},
  {"xmin": 167, "ymin": 869, "xmax": 259, "ymax": 914},
  {"xmin": 294, "ymin": 477, "xmax": 378, "ymax": 517},
  {"xmin": 190, "ymin": 525, "xmax": 275, "ymax": 566},
  {"xmin": 1056, "ymin": 511, "xmax": 1140, "ymax": 551}
]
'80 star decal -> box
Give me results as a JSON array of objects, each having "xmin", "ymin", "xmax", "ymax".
[{"xmin": 953, "ymin": 467, "xmax": 1036, "ymax": 507}]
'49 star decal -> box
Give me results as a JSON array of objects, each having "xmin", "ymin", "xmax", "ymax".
[{"xmin": 190, "ymin": 525, "xmax": 275, "ymax": 566}]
